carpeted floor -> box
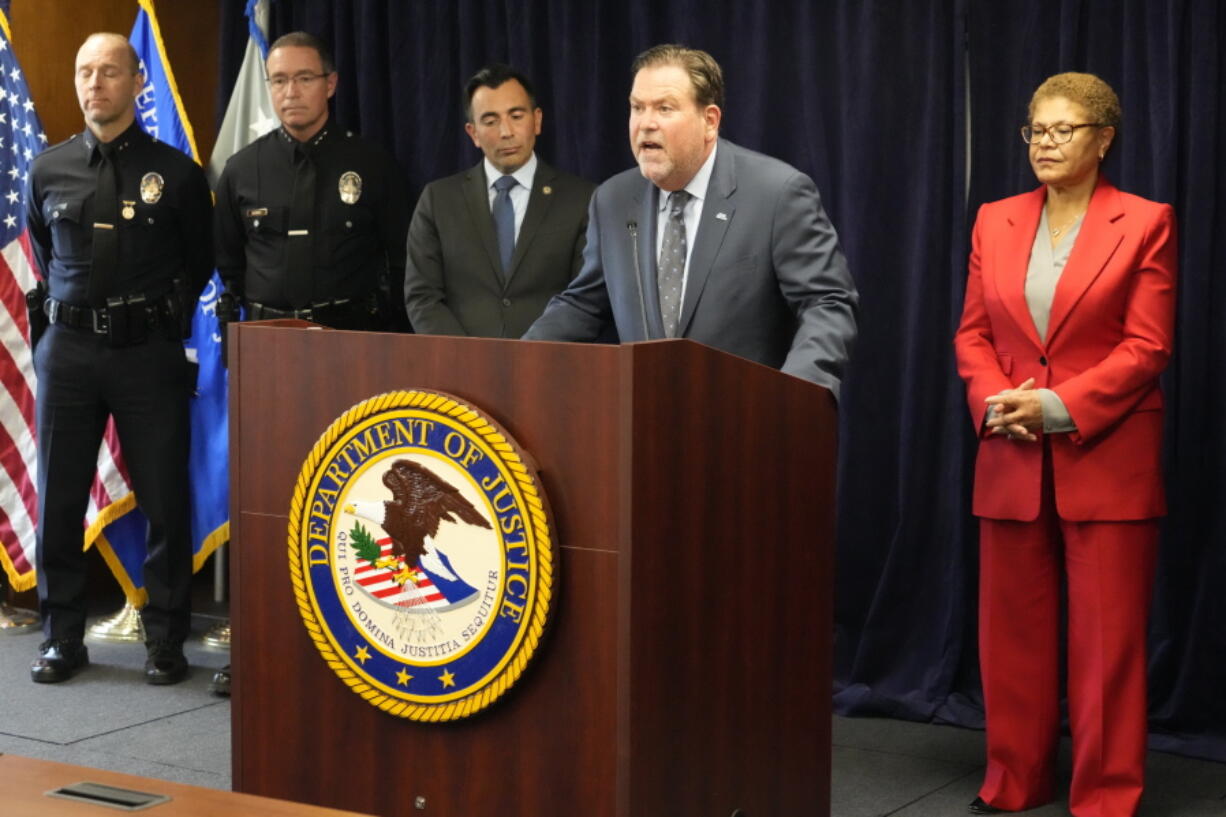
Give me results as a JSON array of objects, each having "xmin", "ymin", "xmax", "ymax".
[
  {"xmin": 830, "ymin": 716, "xmax": 1226, "ymax": 816},
  {"xmin": 0, "ymin": 611, "xmax": 231, "ymax": 790},
  {"xmin": 1, "ymin": 612, "xmax": 1223, "ymax": 815}
]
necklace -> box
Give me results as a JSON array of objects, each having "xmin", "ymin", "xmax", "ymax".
[{"xmin": 1049, "ymin": 210, "xmax": 1084, "ymax": 238}]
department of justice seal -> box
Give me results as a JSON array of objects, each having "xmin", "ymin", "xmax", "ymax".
[
  {"xmin": 338, "ymin": 171, "xmax": 362, "ymax": 204},
  {"xmin": 288, "ymin": 390, "xmax": 556, "ymax": 721},
  {"xmin": 139, "ymin": 172, "xmax": 164, "ymax": 204}
]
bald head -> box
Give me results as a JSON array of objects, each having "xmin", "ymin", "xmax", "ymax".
[
  {"xmin": 75, "ymin": 33, "xmax": 143, "ymax": 140},
  {"xmin": 78, "ymin": 33, "xmax": 140, "ymax": 74}
]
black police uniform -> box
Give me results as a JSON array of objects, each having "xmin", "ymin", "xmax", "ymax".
[
  {"xmin": 214, "ymin": 124, "xmax": 410, "ymax": 330},
  {"xmin": 25, "ymin": 120, "xmax": 212, "ymax": 649}
]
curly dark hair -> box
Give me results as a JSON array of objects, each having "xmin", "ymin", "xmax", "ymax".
[{"xmin": 1028, "ymin": 72, "xmax": 1121, "ymax": 131}]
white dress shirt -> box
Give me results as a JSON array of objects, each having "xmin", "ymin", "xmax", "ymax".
[
  {"xmin": 484, "ymin": 152, "xmax": 537, "ymax": 240},
  {"xmin": 654, "ymin": 143, "xmax": 718, "ymax": 304}
]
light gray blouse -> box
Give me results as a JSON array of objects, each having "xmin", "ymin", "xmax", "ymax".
[{"xmin": 1025, "ymin": 208, "xmax": 1082, "ymax": 433}]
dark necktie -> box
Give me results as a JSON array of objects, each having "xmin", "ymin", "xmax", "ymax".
[
  {"xmin": 88, "ymin": 143, "xmax": 120, "ymax": 307},
  {"xmin": 657, "ymin": 190, "xmax": 690, "ymax": 338},
  {"xmin": 492, "ymin": 175, "xmax": 518, "ymax": 279},
  {"xmin": 285, "ymin": 144, "xmax": 317, "ymax": 308}
]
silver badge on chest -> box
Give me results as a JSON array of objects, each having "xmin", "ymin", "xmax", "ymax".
[
  {"xmin": 140, "ymin": 172, "xmax": 165, "ymax": 204},
  {"xmin": 338, "ymin": 171, "xmax": 362, "ymax": 205}
]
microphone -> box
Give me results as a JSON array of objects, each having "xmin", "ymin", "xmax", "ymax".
[{"xmin": 627, "ymin": 220, "xmax": 650, "ymax": 340}]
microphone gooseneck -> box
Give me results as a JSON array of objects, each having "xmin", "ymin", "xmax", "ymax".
[{"xmin": 627, "ymin": 220, "xmax": 649, "ymax": 340}]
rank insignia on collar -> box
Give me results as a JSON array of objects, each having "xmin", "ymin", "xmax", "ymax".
[
  {"xmin": 140, "ymin": 172, "xmax": 165, "ymax": 204},
  {"xmin": 339, "ymin": 171, "xmax": 362, "ymax": 205}
]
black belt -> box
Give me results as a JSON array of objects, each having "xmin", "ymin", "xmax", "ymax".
[
  {"xmin": 45, "ymin": 298, "xmax": 112, "ymax": 334},
  {"xmin": 45, "ymin": 293, "xmax": 177, "ymax": 343},
  {"xmin": 247, "ymin": 298, "xmax": 354, "ymax": 321}
]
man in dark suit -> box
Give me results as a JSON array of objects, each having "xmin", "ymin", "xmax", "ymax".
[
  {"xmin": 524, "ymin": 45, "xmax": 858, "ymax": 398},
  {"xmin": 405, "ymin": 65, "xmax": 595, "ymax": 338}
]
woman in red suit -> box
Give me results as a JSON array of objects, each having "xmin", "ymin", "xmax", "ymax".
[{"xmin": 954, "ymin": 73, "xmax": 1176, "ymax": 817}]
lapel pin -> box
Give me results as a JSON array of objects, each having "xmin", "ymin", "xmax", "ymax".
[
  {"xmin": 715, "ymin": 212, "xmax": 728, "ymax": 221},
  {"xmin": 542, "ymin": 185, "xmax": 553, "ymax": 196}
]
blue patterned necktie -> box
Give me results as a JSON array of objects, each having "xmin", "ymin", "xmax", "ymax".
[
  {"xmin": 657, "ymin": 190, "xmax": 691, "ymax": 337},
  {"xmin": 492, "ymin": 175, "xmax": 518, "ymax": 278}
]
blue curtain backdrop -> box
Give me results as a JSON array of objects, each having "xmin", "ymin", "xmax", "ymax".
[{"xmin": 218, "ymin": 0, "xmax": 1226, "ymax": 760}]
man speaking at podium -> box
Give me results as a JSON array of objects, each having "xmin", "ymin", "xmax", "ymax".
[{"xmin": 524, "ymin": 44, "xmax": 858, "ymax": 398}]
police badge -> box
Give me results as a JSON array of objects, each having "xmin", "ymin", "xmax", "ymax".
[
  {"xmin": 140, "ymin": 172, "xmax": 164, "ymax": 204},
  {"xmin": 288, "ymin": 389, "xmax": 557, "ymax": 721},
  {"xmin": 338, "ymin": 171, "xmax": 362, "ymax": 204}
]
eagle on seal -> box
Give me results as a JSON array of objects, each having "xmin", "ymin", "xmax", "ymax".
[{"xmin": 346, "ymin": 459, "xmax": 491, "ymax": 570}]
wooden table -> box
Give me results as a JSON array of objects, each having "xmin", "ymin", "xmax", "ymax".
[{"xmin": 0, "ymin": 754, "xmax": 378, "ymax": 817}]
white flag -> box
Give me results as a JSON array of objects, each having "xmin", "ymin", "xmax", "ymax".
[{"xmin": 207, "ymin": 0, "xmax": 277, "ymax": 185}]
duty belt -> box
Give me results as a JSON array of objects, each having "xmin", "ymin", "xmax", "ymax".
[
  {"xmin": 45, "ymin": 293, "xmax": 177, "ymax": 344},
  {"xmin": 45, "ymin": 298, "xmax": 114, "ymax": 333},
  {"xmin": 247, "ymin": 298, "xmax": 354, "ymax": 321}
]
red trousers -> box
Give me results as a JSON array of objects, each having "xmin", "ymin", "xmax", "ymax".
[{"xmin": 977, "ymin": 501, "xmax": 1157, "ymax": 817}]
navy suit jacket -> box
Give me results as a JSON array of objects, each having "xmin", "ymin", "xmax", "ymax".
[{"xmin": 523, "ymin": 139, "xmax": 858, "ymax": 396}]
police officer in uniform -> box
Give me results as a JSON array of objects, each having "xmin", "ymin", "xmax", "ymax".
[
  {"xmin": 214, "ymin": 31, "xmax": 410, "ymax": 331},
  {"xmin": 209, "ymin": 31, "xmax": 408, "ymax": 696},
  {"xmin": 26, "ymin": 33, "xmax": 212, "ymax": 684}
]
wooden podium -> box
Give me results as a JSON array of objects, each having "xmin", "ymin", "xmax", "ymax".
[{"xmin": 229, "ymin": 324, "xmax": 836, "ymax": 817}]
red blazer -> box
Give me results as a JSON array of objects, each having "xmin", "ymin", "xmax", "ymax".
[{"xmin": 954, "ymin": 177, "xmax": 1177, "ymax": 521}]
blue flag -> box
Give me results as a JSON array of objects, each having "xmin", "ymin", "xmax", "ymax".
[
  {"xmin": 96, "ymin": 0, "xmax": 230, "ymax": 600},
  {"xmin": 129, "ymin": 3, "xmax": 198, "ymax": 161}
]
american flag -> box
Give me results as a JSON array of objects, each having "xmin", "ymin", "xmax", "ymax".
[
  {"xmin": 0, "ymin": 11, "xmax": 47, "ymax": 592},
  {"xmin": 0, "ymin": 9, "xmax": 140, "ymax": 594}
]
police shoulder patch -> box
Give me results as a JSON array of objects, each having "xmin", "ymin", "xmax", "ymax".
[{"xmin": 288, "ymin": 390, "xmax": 556, "ymax": 721}]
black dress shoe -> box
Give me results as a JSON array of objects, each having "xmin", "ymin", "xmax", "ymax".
[
  {"xmin": 31, "ymin": 638, "xmax": 89, "ymax": 683},
  {"xmin": 968, "ymin": 796, "xmax": 1006, "ymax": 814},
  {"xmin": 209, "ymin": 664, "xmax": 231, "ymax": 697},
  {"xmin": 145, "ymin": 639, "xmax": 188, "ymax": 685}
]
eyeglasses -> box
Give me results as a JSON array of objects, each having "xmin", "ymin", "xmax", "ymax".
[
  {"xmin": 266, "ymin": 72, "xmax": 329, "ymax": 92},
  {"xmin": 1020, "ymin": 122, "xmax": 1101, "ymax": 145}
]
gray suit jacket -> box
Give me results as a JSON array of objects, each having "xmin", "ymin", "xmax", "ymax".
[
  {"xmin": 405, "ymin": 158, "xmax": 595, "ymax": 338},
  {"xmin": 524, "ymin": 139, "xmax": 858, "ymax": 396}
]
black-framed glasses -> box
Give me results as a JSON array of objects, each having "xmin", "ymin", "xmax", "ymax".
[
  {"xmin": 266, "ymin": 72, "xmax": 329, "ymax": 92},
  {"xmin": 1021, "ymin": 122, "xmax": 1101, "ymax": 145}
]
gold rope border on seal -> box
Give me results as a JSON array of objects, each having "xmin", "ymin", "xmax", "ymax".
[{"xmin": 287, "ymin": 390, "xmax": 555, "ymax": 722}]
